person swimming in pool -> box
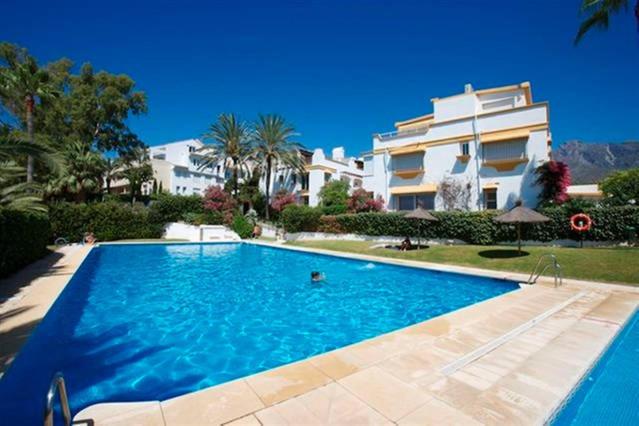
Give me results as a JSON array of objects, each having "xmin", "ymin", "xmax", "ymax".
[{"xmin": 311, "ymin": 271, "xmax": 325, "ymax": 283}]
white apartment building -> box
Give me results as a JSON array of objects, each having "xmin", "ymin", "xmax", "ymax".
[
  {"xmin": 262, "ymin": 146, "xmax": 365, "ymax": 207},
  {"xmin": 366, "ymin": 82, "xmax": 551, "ymax": 211},
  {"xmin": 147, "ymin": 139, "xmax": 225, "ymax": 196}
]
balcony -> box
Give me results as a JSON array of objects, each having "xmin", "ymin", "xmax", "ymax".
[
  {"xmin": 392, "ymin": 168, "xmax": 424, "ymax": 179},
  {"xmin": 482, "ymin": 157, "xmax": 528, "ymax": 171},
  {"xmin": 375, "ymin": 125, "xmax": 430, "ymax": 142}
]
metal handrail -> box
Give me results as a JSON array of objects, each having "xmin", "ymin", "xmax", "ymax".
[
  {"xmin": 44, "ymin": 372, "xmax": 71, "ymax": 426},
  {"xmin": 527, "ymin": 254, "xmax": 563, "ymax": 287}
]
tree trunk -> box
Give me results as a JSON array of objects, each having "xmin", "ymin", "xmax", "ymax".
[
  {"xmin": 265, "ymin": 157, "xmax": 272, "ymax": 220},
  {"xmin": 26, "ymin": 95, "xmax": 35, "ymax": 183},
  {"xmin": 233, "ymin": 158, "xmax": 239, "ymax": 199}
]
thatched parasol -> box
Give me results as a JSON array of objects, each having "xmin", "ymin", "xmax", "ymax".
[
  {"xmin": 494, "ymin": 204, "xmax": 550, "ymax": 253},
  {"xmin": 405, "ymin": 207, "xmax": 438, "ymax": 248}
]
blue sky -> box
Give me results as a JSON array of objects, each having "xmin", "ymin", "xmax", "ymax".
[{"xmin": 2, "ymin": 0, "xmax": 638, "ymax": 155}]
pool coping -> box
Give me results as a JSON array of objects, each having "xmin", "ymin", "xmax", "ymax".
[{"xmin": 3, "ymin": 241, "xmax": 638, "ymax": 425}]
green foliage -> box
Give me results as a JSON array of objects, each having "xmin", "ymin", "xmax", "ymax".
[
  {"xmin": 232, "ymin": 214, "xmax": 253, "ymax": 239},
  {"xmin": 318, "ymin": 180, "xmax": 349, "ymax": 210},
  {"xmin": 600, "ymin": 168, "xmax": 639, "ymax": 206},
  {"xmin": 148, "ymin": 193, "xmax": 203, "ymax": 224},
  {"xmin": 290, "ymin": 206, "xmax": 639, "ymax": 244},
  {"xmin": 321, "ymin": 204, "xmax": 348, "ymax": 215},
  {"xmin": 0, "ymin": 208, "xmax": 50, "ymax": 278},
  {"xmin": 280, "ymin": 204, "xmax": 322, "ymax": 233},
  {"xmin": 182, "ymin": 211, "xmax": 224, "ymax": 226},
  {"xmin": 49, "ymin": 202, "xmax": 162, "ymax": 242}
]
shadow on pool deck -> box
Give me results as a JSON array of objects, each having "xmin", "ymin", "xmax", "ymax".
[{"xmin": 478, "ymin": 249, "xmax": 530, "ymax": 259}]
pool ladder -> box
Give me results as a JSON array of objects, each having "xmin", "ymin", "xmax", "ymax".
[
  {"xmin": 44, "ymin": 372, "xmax": 72, "ymax": 426},
  {"xmin": 527, "ymin": 254, "xmax": 563, "ymax": 287}
]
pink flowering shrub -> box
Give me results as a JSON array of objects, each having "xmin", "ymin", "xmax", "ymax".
[
  {"xmin": 535, "ymin": 161, "xmax": 571, "ymax": 205},
  {"xmin": 271, "ymin": 190, "xmax": 296, "ymax": 212},
  {"xmin": 202, "ymin": 185, "xmax": 236, "ymax": 220},
  {"xmin": 347, "ymin": 189, "xmax": 385, "ymax": 213}
]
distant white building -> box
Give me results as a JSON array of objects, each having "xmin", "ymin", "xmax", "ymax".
[
  {"xmin": 262, "ymin": 146, "xmax": 364, "ymax": 207},
  {"xmin": 366, "ymin": 82, "xmax": 552, "ymax": 211},
  {"xmin": 566, "ymin": 184, "xmax": 603, "ymax": 201},
  {"xmin": 146, "ymin": 139, "xmax": 225, "ymax": 196}
]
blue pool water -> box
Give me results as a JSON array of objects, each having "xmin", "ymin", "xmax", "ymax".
[
  {"xmin": 552, "ymin": 309, "xmax": 639, "ymax": 426},
  {"xmin": 0, "ymin": 243, "xmax": 517, "ymax": 425}
]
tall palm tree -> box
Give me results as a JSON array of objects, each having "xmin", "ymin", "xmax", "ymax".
[
  {"xmin": 200, "ymin": 113, "xmax": 252, "ymax": 198},
  {"xmin": 575, "ymin": 0, "xmax": 639, "ymax": 44},
  {"xmin": 252, "ymin": 114, "xmax": 303, "ymax": 220},
  {"xmin": 0, "ymin": 44, "xmax": 58, "ymax": 182}
]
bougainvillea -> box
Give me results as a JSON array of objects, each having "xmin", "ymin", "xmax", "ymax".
[
  {"xmin": 535, "ymin": 161, "xmax": 571, "ymax": 206},
  {"xmin": 347, "ymin": 188, "xmax": 385, "ymax": 213},
  {"xmin": 202, "ymin": 185, "xmax": 236, "ymax": 213},
  {"xmin": 270, "ymin": 189, "xmax": 297, "ymax": 212}
]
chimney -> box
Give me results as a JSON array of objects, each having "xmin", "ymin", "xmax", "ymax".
[
  {"xmin": 464, "ymin": 83, "xmax": 474, "ymax": 94},
  {"xmin": 331, "ymin": 147, "xmax": 345, "ymax": 160}
]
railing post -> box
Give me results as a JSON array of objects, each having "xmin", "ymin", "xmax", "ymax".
[{"xmin": 44, "ymin": 372, "xmax": 71, "ymax": 426}]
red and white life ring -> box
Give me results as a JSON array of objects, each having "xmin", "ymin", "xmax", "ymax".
[{"xmin": 570, "ymin": 213, "xmax": 592, "ymax": 232}]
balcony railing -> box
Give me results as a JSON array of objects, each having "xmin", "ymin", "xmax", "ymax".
[{"xmin": 375, "ymin": 125, "xmax": 430, "ymax": 141}]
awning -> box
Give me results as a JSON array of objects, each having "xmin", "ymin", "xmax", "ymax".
[
  {"xmin": 390, "ymin": 184, "xmax": 437, "ymax": 195},
  {"xmin": 305, "ymin": 165, "xmax": 337, "ymax": 173},
  {"xmin": 389, "ymin": 144, "xmax": 427, "ymax": 156},
  {"xmin": 480, "ymin": 123, "xmax": 547, "ymax": 144},
  {"xmin": 482, "ymin": 183, "xmax": 499, "ymax": 190}
]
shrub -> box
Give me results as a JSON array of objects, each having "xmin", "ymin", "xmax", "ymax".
[
  {"xmin": 0, "ymin": 209, "xmax": 51, "ymax": 278},
  {"xmin": 182, "ymin": 211, "xmax": 225, "ymax": 226},
  {"xmin": 321, "ymin": 204, "xmax": 348, "ymax": 215},
  {"xmin": 347, "ymin": 189, "xmax": 385, "ymax": 213},
  {"xmin": 49, "ymin": 202, "xmax": 162, "ymax": 242},
  {"xmin": 148, "ymin": 193, "xmax": 203, "ymax": 224},
  {"xmin": 280, "ymin": 205, "xmax": 323, "ymax": 233},
  {"xmin": 271, "ymin": 190, "xmax": 296, "ymax": 212},
  {"xmin": 203, "ymin": 185, "xmax": 236, "ymax": 212},
  {"xmin": 319, "ymin": 180, "xmax": 349, "ymax": 210},
  {"xmin": 316, "ymin": 206, "xmax": 639, "ymax": 244},
  {"xmin": 535, "ymin": 161, "xmax": 571, "ymax": 206},
  {"xmin": 232, "ymin": 214, "xmax": 253, "ymax": 239}
]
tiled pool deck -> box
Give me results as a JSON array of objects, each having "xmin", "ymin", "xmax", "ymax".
[{"xmin": 2, "ymin": 242, "xmax": 638, "ymax": 425}]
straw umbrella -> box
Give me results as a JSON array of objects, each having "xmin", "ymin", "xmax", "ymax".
[
  {"xmin": 493, "ymin": 204, "xmax": 550, "ymax": 254},
  {"xmin": 405, "ymin": 207, "xmax": 438, "ymax": 248}
]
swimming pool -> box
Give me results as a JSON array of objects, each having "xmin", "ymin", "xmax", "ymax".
[
  {"xmin": 0, "ymin": 242, "xmax": 518, "ymax": 424},
  {"xmin": 551, "ymin": 309, "xmax": 639, "ymax": 425}
]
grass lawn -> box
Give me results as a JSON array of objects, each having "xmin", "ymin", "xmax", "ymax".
[{"xmin": 287, "ymin": 240, "xmax": 639, "ymax": 286}]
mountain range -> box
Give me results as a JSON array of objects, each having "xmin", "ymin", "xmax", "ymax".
[{"xmin": 553, "ymin": 140, "xmax": 639, "ymax": 184}]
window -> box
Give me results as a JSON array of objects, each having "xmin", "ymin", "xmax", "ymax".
[
  {"xmin": 216, "ymin": 165, "xmax": 221, "ymax": 175},
  {"xmin": 398, "ymin": 195, "xmax": 415, "ymax": 211},
  {"xmin": 482, "ymin": 139, "xmax": 526, "ymax": 162},
  {"xmin": 292, "ymin": 174, "xmax": 297, "ymax": 185},
  {"xmin": 324, "ymin": 172, "xmax": 331, "ymax": 183},
  {"xmin": 398, "ymin": 194, "xmax": 435, "ymax": 211},
  {"xmin": 278, "ymin": 175, "xmax": 284, "ymax": 184},
  {"xmin": 301, "ymin": 173, "xmax": 309, "ymax": 190},
  {"xmin": 392, "ymin": 153, "xmax": 423, "ymax": 171},
  {"xmin": 484, "ymin": 189, "xmax": 497, "ymax": 210},
  {"xmin": 353, "ymin": 179, "xmax": 362, "ymax": 188},
  {"xmin": 175, "ymin": 186, "xmax": 180, "ymax": 193},
  {"xmin": 188, "ymin": 145, "xmax": 196, "ymax": 153},
  {"xmin": 461, "ymin": 142, "xmax": 470, "ymax": 156}
]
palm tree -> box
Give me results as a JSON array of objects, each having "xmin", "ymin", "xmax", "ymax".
[
  {"xmin": 117, "ymin": 147, "xmax": 153, "ymax": 204},
  {"xmin": 200, "ymin": 113, "xmax": 252, "ymax": 199},
  {"xmin": 252, "ymin": 114, "xmax": 303, "ymax": 220},
  {"xmin": 0, "ymin": 44, "xmax": 58, "ymax": 182},
  {"xmin": 0, "ymin": 134, "xmax": 60, "ymax": 212},
  {"xmin": 103, "ymin": 157, "xmax": 122, "ymax": 194},
  {"xmin": 575, "ymin": 0, "xmax": 639, "ymax": 44},
  {"xmin": 47, "ymin": 141, "xmax": 106, "ymax": 202}
]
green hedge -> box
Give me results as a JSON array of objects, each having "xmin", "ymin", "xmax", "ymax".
[
  {"xmin": 148, "ymin": 193, "xmax": 204, "ymax": 224},
  {"xmin": 49, "ymin": 202, "xmax": 163, "ymax": 242},
  {"xmin": 300, "ymin": 206, "xmax": 639, "ymax": 244},
  {"xmin": 232, "ymin": 215, "xmax": 253, "ymax": 239},
  {"xmin": 0, "ymin": 209, "xmax": 50, "ymax": 278},
  {"xmin": 281, "ymin": 205, "xmax": 323, "ymax": 233}
]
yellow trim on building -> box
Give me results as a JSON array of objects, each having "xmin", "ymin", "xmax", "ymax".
[
  {"xmin": 374, "ymin": 134, "xmax": 475, "ymax": 155},
  {"xmin": 304, "ymin": 165, "xmax": 337, "ymax": 173},
  {"xmin": 389, "ymin": 144, "xmax": 428, "ymax": 156},
  {"xmin": 482, "ymin": 183, "xmax": 500, "ymax": 190},
  {"xmin": 482, "ymin": 158, "xmax": 528, "ymax": 172},
  {"xmin": 480, "ymin": 123, "xmax": 548, "ymax": 144},
  {"xmin": 430, "ymin": 82, "xmax": 532, "ymax": 105},
  {"xmin": 393, "ymin": 169, "xmax": 424, "ymax": 179},
  {"xmin": 390, "ymin": 184, "xmax": 437, "ymax": 195}
]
